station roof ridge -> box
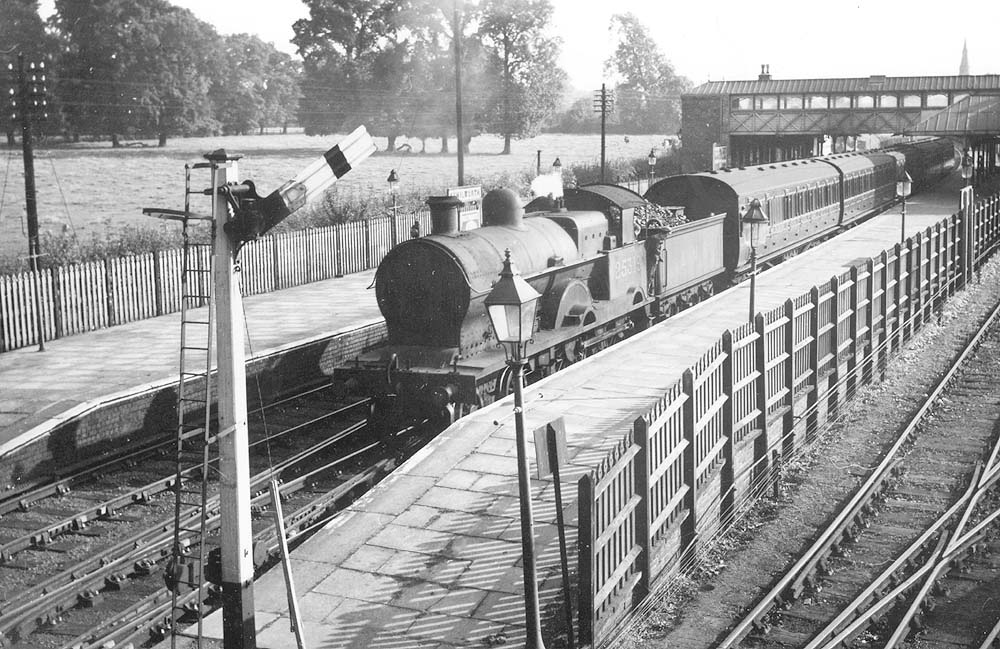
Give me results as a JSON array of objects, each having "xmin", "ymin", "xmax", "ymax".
[{"xmin": 687, "ymin": 74, "xmax": 1000, "ymax": 96}]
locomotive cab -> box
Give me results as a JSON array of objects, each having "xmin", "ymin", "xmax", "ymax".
[{"xmin": 564, "ymin": 184, "xmax": 646, "ymax": 248}]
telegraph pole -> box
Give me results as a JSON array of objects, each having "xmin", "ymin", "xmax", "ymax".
[
  {"xmin": 453, "ymin": 2, "xmax": 465, "ymax": 185},
  {"xmin": 593, "ymin": 84, "xmax": 613, "ymax": 183},
  {"xmin": 9, "ymin": 54, "xmax": 48, "ymax": 350}
]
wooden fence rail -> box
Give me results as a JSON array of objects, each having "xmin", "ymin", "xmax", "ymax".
[
  {"xmin": 0, "ymin": 209, "xmax": 435, "ymax": 352},
  {"xmin": 577, "ymin": 194, "xmax": 1000, "ymax": 647}
]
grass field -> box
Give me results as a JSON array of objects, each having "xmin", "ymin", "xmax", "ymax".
[{"xmin": 0, "ymin": 132, "xmax": 668, "ymax": 261}]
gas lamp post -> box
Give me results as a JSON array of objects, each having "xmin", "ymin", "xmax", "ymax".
[
  {"xmin": 961, "ymin": 149, "xmax": 974, "ymax": 187},
  {"xmin": 647, "ymin": 148, "xmax": 656, "ymax": 187},
  {"xmin": 484, "ymin": 249, "xmax": 545, "ymax": 649},
  {"xmin": 387, "ymin": 168, "xmax": 400, "ymax": 218},
  {"xmin": 742, "ymin": 198, "xmax": 769, "ymax": 321},
  {"xmin": 896, "ymin": 168, "xmax": 912, "ymax": 244}
]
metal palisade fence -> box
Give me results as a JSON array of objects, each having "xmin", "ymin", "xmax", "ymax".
[
  {"xmin": 0, "ymin": 209, "xmax": 433, "ymax": 352},
  {"xmin": 577, "ymin": 193, "xmax": 1000, "ymax": 647}
]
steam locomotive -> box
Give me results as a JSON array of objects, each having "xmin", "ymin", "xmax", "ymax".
[{"xmin": 333, "ymin": 138, "xmax": 956, "ymax": 427}]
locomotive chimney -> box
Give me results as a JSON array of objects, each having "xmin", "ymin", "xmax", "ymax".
[{"xmin": 426, "ymin": 195, "xmax": 464, "ymax": 235}]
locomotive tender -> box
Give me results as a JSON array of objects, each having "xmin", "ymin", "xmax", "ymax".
[{"xmin": 335, "ymin": 138, "xmax": 955, "ymax": 427}]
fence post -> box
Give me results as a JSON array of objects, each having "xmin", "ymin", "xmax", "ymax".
[
  {"xmin": 878, "ymin": 252, "xmax": 889, "ymax": 380},
  {"xmin": 52, "ymin": 266, "xmax": 63, "ymax": 339},
  {"xmin": 633, "ymin": 417, "xmax": 651, "ymax": 597},
  {"xmin": 150, "ymin": 250, "xmax": 162, "ymax": 317},
  {"xmin": 892, "ymin": 244, "xmax": 903, "ymax": 353},
  {"xmin": 913, "ymin": 231, "xmax": 923, "ymax": 331},
  {"xmin": 828, "ymin": 275, "xmax": 840, "ymax": 421},
  {"xmin": 847, "ymin": 267, "xmax": 859, "ymax": 400},
  {"xmin": 577, "ymin": 474, "xmax": 594, "ymax": 647},
  {"xmin": 681, "ymin": 368, "xmax": 698, "ymax": 560},
  {"xmin": 364, "ymin": 218, "xmax": 372, "ymax": 269},
  {"xmin": 782, "ymin": 299, "xmax": 795, "ymax": 456},
  {"xmin": 961, "ymin": 204, "xmax": 973, "ymax": 286},
  {"xmin": 334, "ymin": 225, "xmax": 344, "ymax": 278},
  {"xmin": 807, "ymin": 287, "xmax": 820, "ymax": 442},
  {"xmin": 864, "ymin": 259, "xmax": 875, "ymax": 385},
  {"xmin": 103, "ymin": 258, "xmax": 115, "ymax": 327},
  {"xmin": 944, "ymin": 215, "xmax": 958, "ymax": 299},
  {"xmin": 753, "ymin": 312, "xmax": 769, "ymax": 483},
  {"xmin": 721, "ymin": 330, "xmax": 735, "ymax": 527},
  {"xmin": 270, "ymin": 235, "xmax": 280, "ymax": 290}
]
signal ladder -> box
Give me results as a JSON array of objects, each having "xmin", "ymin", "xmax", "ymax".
[{"xmin": 145, "ymin": 160, "xmax": 221, "ymax": 648}]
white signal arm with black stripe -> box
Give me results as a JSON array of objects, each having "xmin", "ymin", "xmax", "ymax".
[{"xmin": 224, "ymin": 125, "xmax": 377, "ymax": 243}]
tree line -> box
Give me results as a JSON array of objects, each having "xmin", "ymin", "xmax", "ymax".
[{"xmin": 2, "ymin": 0, "xmax": 690, "ymax": 150}]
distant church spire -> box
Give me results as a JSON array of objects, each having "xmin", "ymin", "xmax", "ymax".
[{"xmin": 960, "ymin": 39, "xmax": 970, "ymax": 75}]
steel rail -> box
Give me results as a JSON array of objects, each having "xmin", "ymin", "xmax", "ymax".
[
  {"xmin": 0, "ymin": 415, "xmax": 370, "ymax": 644},
  {"xmin": 0, "ymin": 396, "xmax": 368, "ymax": 562},
  {"xmin": 0, "ymin": 381, "xmax": 345, "ymax": 515},
  {"xmin": 715, "ymin": 294, "xmax": 1000, "ymax": 648},
  {"xmin": 802, "ymin": 465, "xmax": 982, "ymax": 649},
  {"xmin": 56, "ymin": 454, "xmax": 398, "ymax": 649}
]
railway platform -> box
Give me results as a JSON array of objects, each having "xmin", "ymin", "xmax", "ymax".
[
  {"xmin": 0, "ymin": 268, "xmax": 382, "ymax": 483},
  {"xmin": 210, "ymin": 174, "xmax": 990, "ymax": 649}
]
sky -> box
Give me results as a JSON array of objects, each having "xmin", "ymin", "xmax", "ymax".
[{"xmin": 43, "ymin": 0, "xmax": 1000, "ymax": 91}]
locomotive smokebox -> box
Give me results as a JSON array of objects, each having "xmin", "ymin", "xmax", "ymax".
[
  {"xmin": 482, "ymin": 188, "xmax": 526, "ymax": 229},
  {"xmin": 426, "ymin": 195, "xmax": 464, "ymax": 235}
]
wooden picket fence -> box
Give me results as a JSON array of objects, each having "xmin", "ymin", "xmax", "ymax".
[
  {"xmin": 577, "ymin": 194, "xmax": 1000, "ymax": 647},
  {"xmin": 0, "ymin": 209, "xmax": 433, "ymax": 352}
]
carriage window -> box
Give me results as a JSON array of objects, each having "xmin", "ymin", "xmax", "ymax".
[
  {"xmin": 879, "ymin": 94, "xmax": 898, "ymax": 108},
  {"xmin": 926, "ymin": 93, "xmax": 948, "ymax": 107},
  {"xmin": 781, "ymin": 95, "xmax": 803, "ymax": 109},
  {"xmin": 732, "ymin": 96, "xmax": 752, "ymax": 110},
  {"xmin": 902, "ymin": 94, "xmax": 921, "ymax": 107},
  {"xmin": 806, "ymin": 95, "xmax": 828, "ymax": 109}
]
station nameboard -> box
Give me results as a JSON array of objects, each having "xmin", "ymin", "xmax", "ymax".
[{"xmin": 447, "ymin": 185, "xmax": 482, "ymax": 230}]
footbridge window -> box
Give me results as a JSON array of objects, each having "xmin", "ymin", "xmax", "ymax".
[
  {"xmin": 781, "ymin": 95, "xmax": 803, "ymax": 109},
  {"xmin": 806, "ymin": 95, "xmax": 828, "ymax": 109},
  {"xmin": 926, "ymin": 93, "xmax": 948, "ymax": 108}
]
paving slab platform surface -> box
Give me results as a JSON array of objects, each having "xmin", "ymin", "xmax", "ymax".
[
  {"xmin": 214, "ymin": 178, "xmax": 977, "ymax": 649},
  {"xmin": 0, "ymin": 269, "xmax": 380, "ymax": 458}
]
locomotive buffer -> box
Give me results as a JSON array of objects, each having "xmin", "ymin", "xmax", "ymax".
[{"xmin": 143, "ymin": 125, "xmax": 376, "ymax": 649}]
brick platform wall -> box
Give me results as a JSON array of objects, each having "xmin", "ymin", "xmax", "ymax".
[{"xmin": 0, "ymin": 321, "xmax": 388, "ymax": 488}]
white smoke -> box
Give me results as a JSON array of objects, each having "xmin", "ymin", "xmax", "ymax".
[{"xmin": 530, "ymin": 172, "xmax": 564, "ymax": 200}]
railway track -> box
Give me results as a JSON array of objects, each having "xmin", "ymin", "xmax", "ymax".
[
  {"xmin": 713, "ymin": 297, "xmax": 1000, "ymax": 648},
  {"xmin": 0, "ymin": 384, "xmax": 429, "ymax": 649}
]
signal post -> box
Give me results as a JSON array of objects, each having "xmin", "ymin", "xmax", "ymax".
[{"xmin": 209, "ymin": 150, "xmax": 257, "ymax": 649}]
